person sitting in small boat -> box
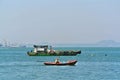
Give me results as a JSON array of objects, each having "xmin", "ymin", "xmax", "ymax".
[{"xmin": 55, "ymin": 58, "xmax": 60, "ymax": 64}]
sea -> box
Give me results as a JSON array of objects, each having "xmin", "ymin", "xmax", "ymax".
[{"xmin": 0, "ymin": 47, "xmax": 120, "ymax": 80}]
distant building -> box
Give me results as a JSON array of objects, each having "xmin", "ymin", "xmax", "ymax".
[{"xmin": 0, "ymin": 44, "xmax": 3, "ymax": 47}]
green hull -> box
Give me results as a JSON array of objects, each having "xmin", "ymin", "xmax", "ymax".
[{"xmin": 27, "ymin": 50, "xmax": 81, "ymax": 56}]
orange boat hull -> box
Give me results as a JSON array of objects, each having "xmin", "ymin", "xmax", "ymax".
[{"xmin": 44, "ymin": 60, "xmax": 77, "ymax": 66}]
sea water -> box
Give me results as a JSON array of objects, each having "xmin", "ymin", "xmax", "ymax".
[{"xmin": 0, "ymin": 47, "xmax": 120, "ymax": 80}]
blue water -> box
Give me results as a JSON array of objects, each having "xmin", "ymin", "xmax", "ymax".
[{"xmin": 0, "ymin": 47, "xmax": 120, "ymax": 80}]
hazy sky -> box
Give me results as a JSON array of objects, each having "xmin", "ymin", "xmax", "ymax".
[{"xmin": 0, "ymin": 0, "xmax": 120, "ymax": 44}]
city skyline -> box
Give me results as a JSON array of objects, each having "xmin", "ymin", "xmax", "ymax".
[{"xmin": 0, "ymin": 39, "xmax": 120, "ymax": 47}]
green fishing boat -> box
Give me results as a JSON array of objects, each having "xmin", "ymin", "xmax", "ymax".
[{"xmin": 27, "ymin": 45, "xmax": 81, "ymax": 56}]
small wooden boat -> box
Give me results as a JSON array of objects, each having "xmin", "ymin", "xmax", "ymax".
[{"xmin": 44, "ymin": 60, "xmax": 77, "ymax": 66}]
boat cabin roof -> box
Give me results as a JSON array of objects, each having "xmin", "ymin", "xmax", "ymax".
[{"xmin": 33, "ymin": 45, "xmax": 48, "ymax": 48}]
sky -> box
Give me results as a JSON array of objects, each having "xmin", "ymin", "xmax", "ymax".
[{"xmin": 0, "ymin": 0, "xmax": 120, "ymax": 44}]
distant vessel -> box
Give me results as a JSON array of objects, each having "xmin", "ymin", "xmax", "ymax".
[{"xmin": 27, "ymin": 45, "xmax": 81, "ymax": 56}]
